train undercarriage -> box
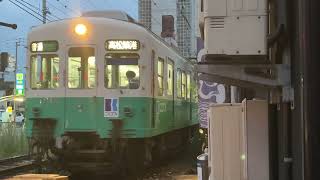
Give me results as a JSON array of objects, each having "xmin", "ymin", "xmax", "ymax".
[{"xmin": 28, "ymin": 119, "xmax": 199, "ymax": 178}]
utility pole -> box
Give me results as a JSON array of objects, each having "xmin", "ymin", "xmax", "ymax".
[
  {"xmin": 42, "ymin": 0, "xmax": 47, "ymax": 24},
  {"xmin": 13, "ymin": 39, "xmax": 21, "ymax": 119}
]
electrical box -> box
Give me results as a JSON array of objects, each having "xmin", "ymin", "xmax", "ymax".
[
  {"xmin": 203, "ymin": 0, "xmax": 268, "ymax": 58},
  {"xmin": 207, "ymin": 99, "xmax": 269, "ymax": 180}
]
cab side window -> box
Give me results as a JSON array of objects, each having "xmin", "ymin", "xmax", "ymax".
[
  {"xmin": 157, "ymin": 57, "xmax": 164, "ymax": 96},
  {"xmin": 177, "ymin": 70, "xmax": 182, "ymax": 98},
  {"xmin": 167, "ymin": 59, "xmax": 174, "ymax": 96}
]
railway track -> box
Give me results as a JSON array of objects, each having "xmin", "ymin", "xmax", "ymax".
[{"xmin": 0, "ymin": 155, "xmax": 36, "ymax": 178}]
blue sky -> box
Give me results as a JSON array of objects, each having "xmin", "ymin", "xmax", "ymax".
[{"xmin": 0, "ymin": 0, "xmax": 138, "ymax": 71}]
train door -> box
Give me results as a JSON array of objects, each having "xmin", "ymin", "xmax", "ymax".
[
  {"xmin": 64, "ymin": 46, "xmax": 98, "ymax": 130},
  {"xmin": 151, "ymin": 50, "xmax": 156, "ymax": 129},
  {"xmin": 167, "ymin": 59, "xmax": 175, "ymax": 128}
]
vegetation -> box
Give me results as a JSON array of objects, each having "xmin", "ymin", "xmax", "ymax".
[{"xmin": 0, "ymin": 123, "xmax": 28, "ymax": 159}]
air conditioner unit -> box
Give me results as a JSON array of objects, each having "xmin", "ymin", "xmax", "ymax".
[{"xmin": 203, "ymin": 0, "xmax": 268, "ymax": 59}]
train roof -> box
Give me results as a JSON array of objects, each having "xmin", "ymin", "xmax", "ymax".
[
  {"xmin": 81, "ymin": 10, "xmax": 136, "ymax": 23},
  {"xmin": 28, "ymin": 11, "xmax": 191, "ymax": 62}
]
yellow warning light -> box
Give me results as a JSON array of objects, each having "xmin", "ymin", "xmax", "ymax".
[{"xmin": 75, "ymin": 24, "xmax": 87, "ymax": 36}]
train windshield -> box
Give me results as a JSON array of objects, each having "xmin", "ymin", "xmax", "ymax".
[
  {"xmin": 68, "ymin": 47, "xmax": 96, "ymax": 89},
  {"xmin": 105, "ymin": 53, "xmax": 140, "ymax": 89},
  {"xmin": 30, "ymin": 55, "xmax": 59, "ymax": 89}
]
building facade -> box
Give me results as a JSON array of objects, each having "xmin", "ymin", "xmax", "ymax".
[{"xmin": 138, "ymin": 0, "xmax": 198, "ymax": 58}]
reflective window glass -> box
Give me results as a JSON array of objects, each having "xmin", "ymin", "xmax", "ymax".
[
  {"xmin": 158, "ymin": 58, "xmax": 164, "ymax": 96},
  {"xmin": 167, "ymin": 61, "xmax": 174, "ymax": 96},
  {"xmin": 182, "ymin": 72, "xmax": 187, "ymax": 98},
  {"xmin": 68, "ymin": 47, "xmax": 96, "ymax": 89},
  {"xmin": 30, "ymin": 55, "xmax": 59, "ymax": 89},
  {"xmin": 105, "ymin": 53, "xmax": 140, "ymax": 89},
  {"xmin": 187, "ymin": 73, "xmax": 191, "ymax": 99},
  {"xmin": 177, "ymin": 70, "xmax": 181, "ymax": 98}
]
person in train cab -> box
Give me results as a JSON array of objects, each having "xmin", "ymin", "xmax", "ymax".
[{"xmin": 126, "ymin": 70, "xmax": 139, "ymax": 89}]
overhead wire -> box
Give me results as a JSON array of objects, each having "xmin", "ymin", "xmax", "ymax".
[
  {"xmin": 134, "ymin": 0, "xmax": 161, "ymax": 30},
  {"xmin": 20, "ymin": 0, "xmax": 40, "ymax": 11},
  {"xmin": 16, "ymin": 0, "xmax": 57, "ymax": 21},
  {"xmin": 47, "ymin": 0, "xmax": 70, "ymax": 17},
  {"xmin": 13, "ymin": 0, "xmax": 59, "ymax": 21},
  {"xmin": 55, "ymin": 0, "xmax": 81, "ymax": 16},
  {"xmin": 8, "ymin": 0, "xmax": 43, "ymax": 22}
]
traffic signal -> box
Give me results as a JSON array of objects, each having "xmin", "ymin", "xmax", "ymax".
[{"xmin": 0, "ymin": 52, "xmax": 9, "ymax": 72}]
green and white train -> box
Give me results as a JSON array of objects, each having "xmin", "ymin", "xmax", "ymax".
[{"xmin": 25, "ymin": 11, "xmax": 198, "ymax": 174}]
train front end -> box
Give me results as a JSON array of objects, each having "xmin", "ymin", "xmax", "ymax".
[{"xmin": 25, "ymin": 15, "xmax": 153, "ymax": 174}]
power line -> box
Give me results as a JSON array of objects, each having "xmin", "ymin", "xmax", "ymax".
[
  {"xmin": 20, "ymin": 0, "xmax": 40, "ymax": 11},
  {"xmin": 55, "ymin": 0, "xmax": 81, "ymax": 16},
  {"xmin": 8, "ymin": 0, "xmax": 43, "ymax": 22},
  {"xmin": 47, "ymin": 0, "xmax": 70, "ymax": 17},
  {"xmin": 47, "ymin": 10, "xmax": 62, "ymax": 20},
  {"xmin": 80, "ymin": 0, "xmax": 95, "ymax": 10},
  {"xmin": 17, "ymin": 0, "xmax": 59, "ymax": 22},
  {"xmin": 14, "ymin": 0, "xmax": 56, "ymax": 21},
  {"xmin": 135, "ymin": 0, "xmax": 161, "ymax": 30}
]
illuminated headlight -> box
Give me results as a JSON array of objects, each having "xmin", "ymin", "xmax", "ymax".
[
  {"xmin": 75, "ymin": 24, "xmax": 87, "ymax": 36},
  {"xmin": 32, "ymin": 107, "xmax": 40, "ymax": 117},
  {"xmin": 199, "ymin": 129, "xmax": 204, "ymax": 134},
  {"xmin": 124, "ymin": 107, "xmax": 133, "ymax": 117},
  {"xmin": 14, "ymin": 97, "xmax": 24, "ymax": 102}
]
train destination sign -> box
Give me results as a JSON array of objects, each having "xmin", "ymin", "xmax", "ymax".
[
  {"xmin": 106, "ymin": 40, "xmax": 140, "ymax": 51},
  {"xmin": 31, "ymin": 41, "xmax": 58, "ymax": 52}
]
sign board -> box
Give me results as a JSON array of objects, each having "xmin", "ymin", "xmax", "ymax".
[
  {"xmin": 30, "ymin": 41, "xmax": 58, "ymax": 52},
  {"xmin": 15, "ymin": 73, "xmax": 25, "ymax": 96},
  {"xmin": 198, "ymin": 81, "xmax": 225, "ymax": 128},
  {"xmin": 106, "ymin": 40, "xmax": 140, "ymax": 51},
  {"xmin": 104, "ymin": 98, "xmax": 119, "ymax": 118}
]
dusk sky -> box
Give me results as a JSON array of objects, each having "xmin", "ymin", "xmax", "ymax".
[{"xmin": 0, "ymin": 0, "xmax": 138, "ymax": 71}]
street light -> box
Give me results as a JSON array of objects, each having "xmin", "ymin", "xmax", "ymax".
[{"xmin": 0, "ymin": 22, "xmax": 17, "ymax": 29}]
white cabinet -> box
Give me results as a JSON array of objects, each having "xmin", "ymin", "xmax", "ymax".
[{"xmin": 208, "ymin": 100, "xmax": 269, "ymax": 180}]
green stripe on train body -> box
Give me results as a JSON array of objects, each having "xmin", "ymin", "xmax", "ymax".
[{"xmin": 25, "ymin": 97, "xmax": 198, "ymax": 139}]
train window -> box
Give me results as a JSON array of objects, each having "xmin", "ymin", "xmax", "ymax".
[
  {"xmin": 187, "ymin": 73, "xmax": 191, "ymax": 99},
  {"xmin": 158, "ymin": 58, "xmax": 164, "ymax": 96},
  {"xmin": 68, "ymin": 47, "xmax": 96, "ymax": 89},
  {"xmin": 30, "ymin": 55, "xmax": 59, "ymax": 89},
  {"xmin": 181, "ymin": 72, "xmax": 187, "ymax": 98},
  {"xmin": 105, "ymin": 53, "xmax": 140, "ymax": 89},
  {"xmin": 167, "ymin": 60, "xmax": 174, "ymax": 96},
  {"xmin": 177, "ymin": 70, "xmax": 182, "ymax": 98}
]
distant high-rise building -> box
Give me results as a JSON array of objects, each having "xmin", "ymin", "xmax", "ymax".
[
  {"xmin": 138, "ymin": 0, "xmax": 198, "ymax": 58},
  {"xmin": 138, "ymin": 0, "xmax": 152, "ymax": 30}
]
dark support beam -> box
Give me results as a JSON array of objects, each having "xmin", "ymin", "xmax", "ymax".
[
  {"xmin": 196, "ymin": 64, "xmax": 290, "ymax": 88},
  {"xmin": 302, "ymin": 0, "xmax": 320, "ymax": 179}
]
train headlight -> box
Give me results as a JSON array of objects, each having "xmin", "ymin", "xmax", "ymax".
[{"xmin": 75, "ymin": 24, "xmax": 87, "ymax": 36}]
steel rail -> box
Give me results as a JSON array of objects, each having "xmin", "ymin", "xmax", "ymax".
[{"xmin": 0, "ymin": 155, "xmax": 35, "ymax": 178}]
